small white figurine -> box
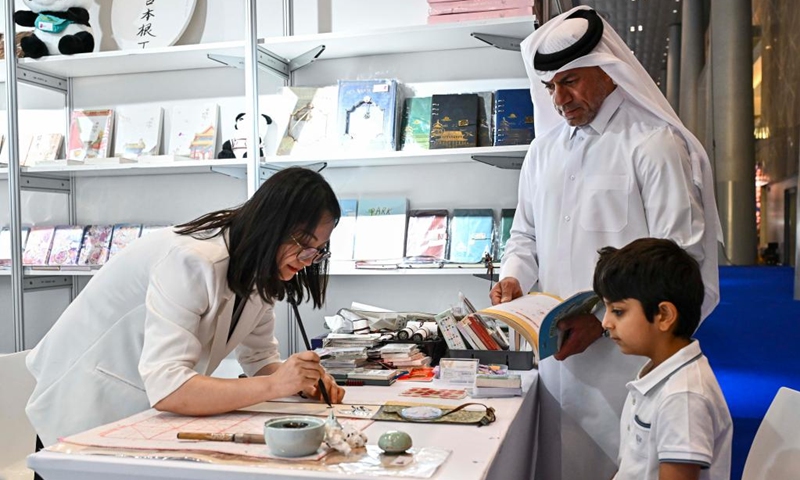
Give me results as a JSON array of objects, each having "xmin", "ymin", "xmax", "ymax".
[{"xmin": 324, "ymin": 410, "xmax": 368, "ymax": 455}]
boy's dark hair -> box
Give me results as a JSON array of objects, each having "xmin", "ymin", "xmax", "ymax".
[
  {"xmin": 175, "ymin": 167, "xmax": 340, "ymax": 308},
  {"xmin": 593, "ymin": 238, "xmax": 704, "ymax": 338}
]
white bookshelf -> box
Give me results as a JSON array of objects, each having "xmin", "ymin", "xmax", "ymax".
[
  {"xmin": 261, "ymin": 16, "xmax": 535, "ymax": 61},
  {"xmin": 0, "ymin": 269, "xmax": 97, "ymax": 277}
]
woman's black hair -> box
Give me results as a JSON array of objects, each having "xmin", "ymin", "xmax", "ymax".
[
  {"xmin": 593, "ymin": 238, "xmax": 704, "ymax": 339},
  {"xmin": 174, "ymin": 167, "xmax": 340, "ymax": 308}
]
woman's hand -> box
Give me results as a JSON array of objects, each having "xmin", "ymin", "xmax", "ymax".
[
  {"xmin": 267, "ymin": 351, "xmax": 325, "ymax": 399},
  {"xmin": 301, "ymin": 372, "xmax": 346, "ymax": 404}
]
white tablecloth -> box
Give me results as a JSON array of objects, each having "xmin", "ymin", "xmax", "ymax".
[{"xmin": 28, "ymin": 370, "xmax": 539, "ymax": 480}]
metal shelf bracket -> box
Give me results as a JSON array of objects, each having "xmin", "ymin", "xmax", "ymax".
[
  {"xmin": 210, "ymin": 165, "xmax": 247, "ymax": 179},
  {"xmin": 16, "ymin": 66, "xmax": 69, "ymax": 93},
  {"xmin": 19, "ymin": 174, "xmax": 72, "ymax": 193},
  {"xmin": 207, "ymin": 45, "xmax": 325, "ymax": 82},
  {"xmin": 471, "ymin": 33, "xmax": 523, "ymax": 52},
  {"xmin": 471, "ymin": 154, "xmax": 525, "ymax": 170},
  {"xmin": 23, "ymin": 276, "xmax": 73, "ymax": 291},
  {"xmin": 259, "ymin": 162, "xmax": 327, "ymax": 183}
]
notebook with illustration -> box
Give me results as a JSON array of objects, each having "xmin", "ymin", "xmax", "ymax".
[
  {"xmin": 330, "ymin": 199, "xmax": 357, "ymax": 260},
  {"xmin": 167, "ymin": 104, "xmax": 219, "ymax": 160},
  {"xmin": 115, "ymin": 106, "xmax": 163, "ymax": 159},
  {"xmin": 430, "ymin": 93, "xmax": 479, "ymax": 149},
  {"xmin": 68, "ymin": 109, "xmax": 114, "ymax": 160},
  {"xmin": 405, "ymin": 209, "xmax": 448, "ymax": 259},
  {"xmin": 48, "ymin": 225, "xmax": 86, "ymax": 266},
  {"xmin": 494, "ymin": 89, "xmax": 535, "ymax": 146},
  {"xmin": 338, "ymin": 79, "xmax": 402, "ymax": 152},
  {"xmin": 77, "ymin": 225, "xmax": 114, "ymax": 266},
  {"xmin": 24, "ymin": 133, "xmax": 63, "ymax": 165},
  {"xmin": 400, "ymin": 97, "xmax": 432, "ymax": 151},
  {"xmin": 22, "ymin": 226, "xmax": 56, "ymax": 266},
  {"xmin": 277, "ymin": 86, "xmax": 339, "ymax": 156},
  {"xmin": 353, "ymin": 198, "xmax": 408, "ymax": 260},
  {"xmin": 448, "ymin": 209, "xmax": 494, "ymax": 263},
  {"xmin": 0, "ymin": 227, "xmax": 30, "ymax": 266},
  {"xmin": 108, "ymin": 224, "xmax": 142, "ymax": 260}
]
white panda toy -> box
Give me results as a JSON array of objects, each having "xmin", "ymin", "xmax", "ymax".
[{"xmin": 14, "ymin": 0, "xmax": 94, "ymax": 59}]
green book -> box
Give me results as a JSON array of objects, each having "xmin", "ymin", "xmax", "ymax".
[
  {"xmin": 496, "ymin": 208, "xmax": 515, "ymax": 261},
  {"xmin": 401, "ymin": 97, "xmax": 432, "ymax": 151}
]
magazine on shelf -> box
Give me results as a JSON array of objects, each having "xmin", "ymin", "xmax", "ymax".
[
  {"xmin": 77, "ymin": 225, "xmax": 114, "ymax": 266},
  {"xmin": 405, "ymin": 209, "xmax": 448, "ymax": 259},
  {"xmin": 167, "ymin": 103, "xmax": 218, "ymax": 160},
  {"xmin": 108, "ymin": 224, "xmax": 142, "ymax": 260},
  {"xmin": 22, "ymin": 226, "xmax": 56, "ymax": 266},
  {"xmin": 48, "ymin": 225, "xmax": 86, "ymax": 266},
  {"xmin": 0, "ymin": 227, "xmax": 30, "ymax": 266},
  {"xmin": 68, "ymin": 109, "xmax": 115, "ymax": 161},
  {"xmin": 477, "ymin": 291, "xmax": 601, "ymax": 363},
  {"xmin": 24, "ymin": 133, "xmax": 63, "ymax": 165},
  {"xmin": 329, "ymin": 199, "xmax": 357, "ymax": 260},
  {"xmin": 353, "ymin": 198, "xmax": 407, "ymax": 260},
  {"xmin": 114, "ymin": 106, "xmax": 163, "ymax": 159}
]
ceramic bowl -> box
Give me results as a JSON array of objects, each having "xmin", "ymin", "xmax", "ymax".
[{"xmin": 263, "ymin": 416, "xmax": 326, "ymax": 457}]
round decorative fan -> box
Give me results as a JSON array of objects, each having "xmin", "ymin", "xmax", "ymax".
[{"xmin": 111, "ymin": 0, "xmax": 198, "ymax": 50}]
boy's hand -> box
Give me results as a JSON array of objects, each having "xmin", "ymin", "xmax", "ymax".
[
  {"xmin": 490, "ymin": 277, "xmax": 523, "ymax": 305},
  {"xmin": 553, "ymin": 314, "xmax": 604, "ymax": 361}
]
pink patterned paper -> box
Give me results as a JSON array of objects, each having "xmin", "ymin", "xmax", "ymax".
[
  {"xmin": 428, "ymin": 0, "xmax": 534, "ymax": 15},
  {"xmin": 78, "ymin": 225, "xmax": 114, "ymax": 266},
  {"xmin": 48, "ymin": 226, "xmax": 86, "ymax": 266},
  {"xmin": 22, "ymin": 226, "xmax": 56, "ymax": 266},
  {"xmin": 427, "ymin": 7, "xmax": 533, "ymax": 23}
]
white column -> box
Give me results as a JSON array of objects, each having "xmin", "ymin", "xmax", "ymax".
[
  {"xmin": 666, "ymin": 23, "xmax": 682, "ymax": 113},
  {"xmin": 711, "ymin": 0, "xmax": 757, "ymax": 264},
  {"xmin": 680, "ymin": 0, "xmax": 704, "ymax": 134}
]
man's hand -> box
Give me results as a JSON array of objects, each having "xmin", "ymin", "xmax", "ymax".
[
  {"xmin": 553, "ymin": 313, "xmax": 604, "ymax": 361},
  {"xmin": 301, "ymin": 372, "xmax": 346, "ymax": 404},
  {"xmin": 490, "ymin": 277, "xmax": 523, "ymax": 305}
]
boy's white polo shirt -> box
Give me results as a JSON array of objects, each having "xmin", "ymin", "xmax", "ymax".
[{"xmin": 615, "ymin": 340, "xmax": 732, "ymax": 480}]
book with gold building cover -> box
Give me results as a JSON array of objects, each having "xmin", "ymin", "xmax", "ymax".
[
  {"xmin": 429, "ymin": 94, "xmax": 479, "ymax": 149},
  {"xmin": 494, "ymin": 89, "xmax": 535, "ymax": 146}
]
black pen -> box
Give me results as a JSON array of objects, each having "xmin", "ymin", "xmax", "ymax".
[{"xmin": 289, "ymin": 297, "xmax": 333, "ymax": 407}]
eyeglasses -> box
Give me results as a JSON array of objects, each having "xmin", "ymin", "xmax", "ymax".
[{"xmin": 290, "ymin": 235, "xmax": 331, "ymax": 264}]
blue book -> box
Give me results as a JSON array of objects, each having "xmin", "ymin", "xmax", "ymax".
[
  {"xmin": 448, "ymin": 209, "xmax": 494, "ymax": 263},
  {"xmin": 493, "ymin": 89, "xmax": 535, "ymax": 146},
  {"xmin": 330, "ymin": 199, "xmax": 357, "ymax": 260},
  {"xmin": 337, "ymin": 79, "xmax": 401, "ymax": 151}
]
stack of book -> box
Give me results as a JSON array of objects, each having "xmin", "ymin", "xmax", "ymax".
[
  {"xmin": 427, "ymin": 0, "xmax": 535, "ymax": 24},
  {"xmin": 471, "ymin": 373, "xmax": 523, "ymax": 398},
  {"xmin": 379, "ymin": 344, "xmax": 432, "ymax": 368},
  {"xmin": 318, "ymin": 346, "xmax": 369, "ymax": 369}
]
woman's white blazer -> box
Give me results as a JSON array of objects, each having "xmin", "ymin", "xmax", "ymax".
[{"xmin": 26, "ymin": 228, "xmax": 281, "ymax": 446}]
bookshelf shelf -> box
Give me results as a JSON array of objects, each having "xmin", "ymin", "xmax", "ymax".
[
  {"xmin": 263, "ymin": 145, "xmax": 528, "ymax": 169},
  {"xmin": 329, "ymin": 261, "xmax": 491, "ymax": 276},
  {"xmin": 6, "ymin": 41, "xmax": 246, "ymax": 80},
  {"xmin": 0, "ymin": 268, "xmax": 96, "ymax": 277},
  {"xmin": 18, "ymin": 158, "xmax": 248, "ymax": 179},
  {"xmin": 261, "ymin": 16, "xmax": 536, "ymax": 61}
]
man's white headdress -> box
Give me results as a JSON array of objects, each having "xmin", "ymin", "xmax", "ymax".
[{"xmin": 521, "ymin": 6, "xmax": 723, "ymax": 318}]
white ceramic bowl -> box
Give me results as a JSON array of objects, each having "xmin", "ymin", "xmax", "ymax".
[{"xmin": 264, "ymin": 416, "xmax": 326, "ymax": 457}]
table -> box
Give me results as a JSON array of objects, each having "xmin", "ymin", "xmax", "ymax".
[{"xmin": 28, "ymin": 371, "xmax": 539, "ymax": 480}]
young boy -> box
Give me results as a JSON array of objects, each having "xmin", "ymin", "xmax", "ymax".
[{"xmin": 593, "ymin": 238, "xmax": 732, "ymax": 480}]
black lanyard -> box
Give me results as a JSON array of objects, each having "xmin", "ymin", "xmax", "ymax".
[{"xmin": 227, "ymin": 294, "xmax": 247, "ymax": 342}]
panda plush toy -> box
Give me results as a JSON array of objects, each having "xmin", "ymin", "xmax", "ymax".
[
  {"xmin": 218, "ymin": 113, "xmax": 273, "ymax": 159},
  {"xmin": 14, "ymin": 0, "xmax": 94, "ymax": 59}
]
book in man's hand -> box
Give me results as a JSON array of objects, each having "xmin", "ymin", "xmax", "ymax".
[{"xmin": 477, "ymin": 291, "xmax": 601, "ymax": 364}]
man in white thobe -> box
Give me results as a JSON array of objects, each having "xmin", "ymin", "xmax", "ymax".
[{"xmin": 491, "ymin": 7, "xmax": 723, "ymax": 480}]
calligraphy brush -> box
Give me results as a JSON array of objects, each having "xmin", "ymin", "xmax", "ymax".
[{"xmin": 289, "ymin": 296, "xmax": 333, "ymax": 407}]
